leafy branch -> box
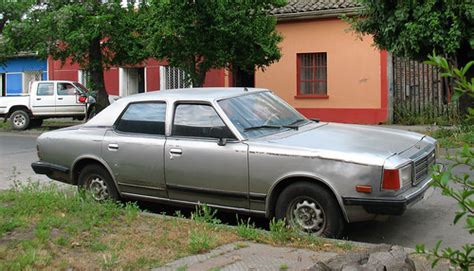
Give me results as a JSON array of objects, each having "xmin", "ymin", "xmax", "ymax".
[{"xmin": 415, "ymin": 54, "xmax": 474, "ymax": 270}]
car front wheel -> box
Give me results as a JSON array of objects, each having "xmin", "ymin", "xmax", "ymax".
[
  {"xmin": 78, "ymin": 165, "xmax": 119, "ymax": 201},
  {"xmin": 275, "ymin": 182, "xmax": 345, "ymax": 238}
]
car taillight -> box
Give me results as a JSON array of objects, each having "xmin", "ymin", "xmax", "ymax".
[
  {"xmin": 382, "ymin": 169, "xmax": 400, "ymax": 190},
  {"xmin": 79, "ymin": 96, "xmax": 87, "ymax": 103}
]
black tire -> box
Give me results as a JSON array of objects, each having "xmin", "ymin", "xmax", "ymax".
[
  {"xmin": 78, "ymin": 164, "xmax": 119, "ymax": 201},
  {"xmin": 30, "ymin": 119, "xmax": 43, "ymax": 128},
  {"xmin": 9, "ymin": 110, "xmax": 30, "ymax": 130},
  {"xmin": 275, "ymin": 182, "xmax": 345, "ymax": 238}
]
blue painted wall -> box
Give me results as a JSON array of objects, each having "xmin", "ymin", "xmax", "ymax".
[
  {"xmin": 0, "ymin": 57, "xmax": 47, "ymax": 73},
  {"xmin": 0, "ymin": 57, "xmax": 48, "ymax": 96}
]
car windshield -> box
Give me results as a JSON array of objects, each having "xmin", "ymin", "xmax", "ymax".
[{"xmin": 218, "ymin": 92, "xmax": 310, "ymax": 138}]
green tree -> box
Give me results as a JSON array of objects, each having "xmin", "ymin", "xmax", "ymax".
[
  {"xmin": 2, "ymin": 0, "xmax": 148, "ymax": 109},
  {"xmin": 0, "ymin": 0, "xmax": 35, "ymax": 63},
  {"xmin": 143, "ymin": 0, "xmax": 286, "ymax": 87},
  {"xmin": 349, "ymin": 0, "xmax": 474, "ymax": 112}
]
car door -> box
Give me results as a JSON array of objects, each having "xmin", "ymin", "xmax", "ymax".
[
  {"xmin": 101, "ymin": 101, "xmax": 168, "ymax": 198},
  {"xmin": 56, "ymin": 82, "xmax": 86, "ymax": 114},
  {"xmin": 165, "ymin": 103, "xmax": 249, "ymax": 209},
  {"xmin": 31, "ymin": 82, "xmax": 56, "ymax": 115}
]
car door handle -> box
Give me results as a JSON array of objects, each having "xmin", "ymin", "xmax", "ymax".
[
  {"xmin": 108, "ymin": 144, "xmax": 119, "ymax": 151},
  {"xmin": 36, "ymin": 98, "xmax": 41, "ymax": 101},
  {"xmin": 58, "ymin": 97, "xmax": 63, "ymax": 100},
  {"xmin": 169, "ymin": 148, "xmax": 182, "ymax": 159},
  {"xmin": 170, "ymin": 148, "xmax": 182, "ymax": 155}
]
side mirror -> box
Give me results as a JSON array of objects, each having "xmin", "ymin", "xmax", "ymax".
[{"xmin": 209, "ymin": 126, "xmax": 235, "ymax": 146}]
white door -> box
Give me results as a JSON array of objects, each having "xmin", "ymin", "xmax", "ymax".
[
  {"xmin": 127, "ymin": 68, "xmax": 139, "ymax": 96},
  {"xmin": 120, "ymin": 68, "xmax": 141, "ymax": 96},
  {"xmin": 31, "ymin": 82, "xmax": 56, "ymax": 115},
  {"xmin": 56, "ymin": 82, "xmax": 86, "ymax": 114}
]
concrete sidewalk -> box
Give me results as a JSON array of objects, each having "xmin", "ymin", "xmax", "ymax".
[{"xmin": 154, "ymin": 241, "xmax": 448, "ymax": 271}]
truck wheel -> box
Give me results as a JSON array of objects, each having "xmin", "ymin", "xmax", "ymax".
[
  {"xmin": 30, "ymin": 119, "xmax": 43, "ymax": 128},
  {"xmin": 275, "ymin": 182, "xmax": 345, "ymax": 238},
  {"xmin": 9, "ymin": 110, "xmax": 30, "ymax": 130},
  {"xmin": 78, "ymin": 164, "xmax": 119, "ymax": 201}
]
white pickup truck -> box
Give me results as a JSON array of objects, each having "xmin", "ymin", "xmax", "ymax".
[{"xmin": 0, "ymin": 80, "xmax": 94, "ymax": 130}]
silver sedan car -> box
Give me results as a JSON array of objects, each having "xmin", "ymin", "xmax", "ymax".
[{"xmin": 32, "ymin": 88, "xmax": 438, "ymax": 237}]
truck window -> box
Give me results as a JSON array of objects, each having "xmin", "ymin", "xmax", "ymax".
[
  {"xmin": 57, "ymin": 83, "xmax": 77, "ymax": 96},
  {"xmin": 37, "ymin": 83, "xmax": 54, "ymax": 96}
]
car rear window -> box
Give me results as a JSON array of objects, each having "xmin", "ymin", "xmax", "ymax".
[{"xmin": 116, "ymin": 102, "xmax": 166, "ymax": 135}]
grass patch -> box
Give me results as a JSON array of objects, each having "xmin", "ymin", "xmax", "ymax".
[
  {"xmin": 0, "ymin": 182, "xmax": 355, "ymax": 270},
  {"xmin": 236, "ymin": 217, "xmax": 261, "ymax": 241},
  {"xmin": 393, "ymin": 103, "xmax": 461, "ymax": 126},
  {"xmin": 425, "ymin": 125, "xmax": 474, "ymax": 148},
  {"xmin": 0, "ymin": 119, "xmax": 82, "ymax": 132}
]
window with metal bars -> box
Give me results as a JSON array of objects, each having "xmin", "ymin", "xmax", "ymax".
[
  {"xmin": 296, "ymin": 53, "xmax": 327, "ymax": 97},
  {"xmin": 160, "ymin": 66, "xmax": 192, "ymax": 90}
]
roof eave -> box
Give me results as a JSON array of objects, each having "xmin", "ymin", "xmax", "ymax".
[{"xmin": 274, "ymin": 7, "xmax": 362, "ymax": 22}]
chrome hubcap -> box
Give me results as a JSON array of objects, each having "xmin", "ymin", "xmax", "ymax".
[
  {"xmin": 88, "ymin": 177, "xmax": 109, "ymax": 201},
  {"xmin": 13, "ymin": 114, "xmax": 26, "ymax": 127},
  {"xmin": 290, "ymin": 199, "xmax": 325, "ymax": 234}
]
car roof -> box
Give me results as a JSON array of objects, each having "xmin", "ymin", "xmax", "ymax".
[
  {"xmin": 85, "ymin": 87, "xmax": 270, "ymax": 127},
  {"xmin": 119, "ymin": 87, "xmax": 269, "ymax": 102}
]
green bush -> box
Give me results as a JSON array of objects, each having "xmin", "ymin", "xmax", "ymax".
[{"xmin": 415, "ymin": 54, "xmax": 473, "ymax": 270}]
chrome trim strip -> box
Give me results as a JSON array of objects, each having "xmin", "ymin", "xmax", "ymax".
[
  {"xmin": 167, "ymin": 183, "xmax": 248, "ymax": 199},
  {"xmin": 121, "ymin": 192, "xmax": 266, "ymax": 216},
  {"xmin": 118, "ymin": 183, "xmax": 166, "ymax": 191}
]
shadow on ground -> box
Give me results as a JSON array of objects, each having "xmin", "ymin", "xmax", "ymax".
[{"xmin": 135, "ymin": 200, "xmax": 375, "ymax": 241}]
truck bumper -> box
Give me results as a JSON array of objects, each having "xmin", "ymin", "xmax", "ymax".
[{"xmin": 31, "ymin": 161, "xmax": 72, "ymax": 184}]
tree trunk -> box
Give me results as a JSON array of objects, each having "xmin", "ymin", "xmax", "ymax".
[
  {"xmin": 88, "ymin": 37, "xmax": 109, "ymax": 110},
  {"xmin": 456, "ymin": 45, "xmax": 474, "ymax": 118},
  {"xmin": 195, "ymin": 66, "xmax": 207, "ymax": 88}
]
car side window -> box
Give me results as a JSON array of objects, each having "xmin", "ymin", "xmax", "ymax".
[
  {"xmin": 116, "ymin": 102, "xmax": 166, "ymax": 135},
  {"xmin": 37, "ymin": 83, "xmax": 54, "ymax": 96},
  {"xmin": 57, "ymin": 83, "xmax": 77, "ymax": 96},
  {"xmin": 172, "ymin": 104, "xmax": 235, "ymax": 139}
]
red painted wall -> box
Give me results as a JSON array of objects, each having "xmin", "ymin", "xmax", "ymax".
[
  {"xmin": 104, "ymin": 68, "xmax": 119, "ymax": 96},
  {"xmin": 203, "ymin": 69, "xmax": 225, "ymax": 87},
  {"xmin": 48, "ymin": 58, "xmax": 79, "ymax": 81},
  {"xmin": 49, "ymin": 57, "xmax": 226, "ymax": 95}
]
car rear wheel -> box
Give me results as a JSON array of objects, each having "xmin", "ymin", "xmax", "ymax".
[
  {"xmin": 78, "ymin": 165, "xmax": 119, "ymax": 201},
  {"xmin": 275, "ymin": 182, "xmax": 344, "ymax": 238},
  {"xmin": 9, "ymin": 110, "xmax": 30, "ymax": 130}
]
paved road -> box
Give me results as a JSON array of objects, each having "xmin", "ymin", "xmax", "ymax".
[
  {"xmin": 0, "ymin": 132, "xmax": 471, "ymax": 249},
  {"xmin": 0, "ymin": 132, "xmax": 50, "ymax": 190}
]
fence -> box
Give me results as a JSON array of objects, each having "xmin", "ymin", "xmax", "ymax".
[{"xmin": 392, "ymin": 56, "xmax": 459, "ymax": 124}]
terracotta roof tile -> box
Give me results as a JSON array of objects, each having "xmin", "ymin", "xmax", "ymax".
[{"xmin": 270, "ymin": 0, "xmax": 360, "ymax": 16}]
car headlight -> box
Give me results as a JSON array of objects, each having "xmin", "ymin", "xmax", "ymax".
[{"xmin": 399, "ymin": 164, "xmax": 413, "ymax": 187}]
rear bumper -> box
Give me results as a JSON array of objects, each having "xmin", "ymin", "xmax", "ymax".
[
  {"xmin": 31, "ymin": 161, "xmax": 72, "ymax": 184},
  {"xmin": 342, "ymin": 169, "xmax": 438, "ymax": 216}
]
